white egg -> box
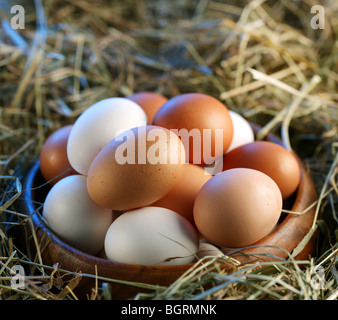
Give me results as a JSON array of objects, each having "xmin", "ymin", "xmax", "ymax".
[
  {"xmin": 67, "ymin": 97, "xmax": 147, "ymax": 175},
  {"xmin": 43, "ymin": 175, "xmax": 113, "ymax": 255},
  {"xmin": 196, "ymin": 241, "xmax": 224, "ymax": 259},
  {"xmin": 226, "ymin": 110, "xmax": 254, "ymax": 153},
  {"xmin": 104, "ymin": 207, "xmax": 199, "ymax": 266}
]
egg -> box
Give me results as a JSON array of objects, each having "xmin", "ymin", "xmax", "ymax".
[
  {"xmin": 104, "ymin": 206, "xmax": 199, "ymax": 266},
  {"xmin": 39, "ymin": 125, "xmax": 77, "ymax": 186},
  {"xmin": 222, "ymin": 141, "xmax": 300, "ymax": 199},
  {"xmin": 67, "ymin": 97, "xmax": 147, "ymax": 175},
  {"xmin": 196, "ymin": 241, "xmax": 225, "ymax": 260},
  {"xmin": 226, "ymin": 110, "xmax": 255, "ymax": 153},
  {"xmin": 87, "ymin": 125, "xmax": 186, "ymax": 211},
  {"xmin": 193, "ymin": 168, "xmax": 283, "ymax": 248},
  {"xmin": 126, "ymin": 91, "xmax": 168, "ymax": 124},
  {"xmin": 152, "ymin": 93, "xmax": 233, "ymax": 166},
  {"xmin": 42, "ymin": 175, "xmax": 113, "ymax": 255},
  {"xmin": 150, "ymin": 163, "xmax": 211, "ymax": 227}
]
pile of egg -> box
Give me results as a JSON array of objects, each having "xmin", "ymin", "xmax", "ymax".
[{"xmin": 39, "ymin": 92, "xmax": 301, "ymax": 266}]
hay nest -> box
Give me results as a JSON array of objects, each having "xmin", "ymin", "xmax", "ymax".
[{"xmin": 0, "ymin": 0, "xmax": 337, "ymax": 300}]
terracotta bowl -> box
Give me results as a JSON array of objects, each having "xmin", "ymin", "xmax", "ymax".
[{"xmin": 19, "ymin": 124, "xmax": 318, "ymax": 299}]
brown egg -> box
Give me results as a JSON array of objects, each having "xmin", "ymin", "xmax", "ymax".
[
  {"xmin": 87, "ymin": 125, "xmax": 186, "ymax": 211},
  {"xmin": 222, "ymin": 141, "xmax": 300, "ymax": 199},
  {"xmin": 126, "ymin": 92, "xmax": 168, "ymax": 124},
  {"xmin": 193, "ymin": 168, "xmax": 283, "ymax": 248},
  {"xmin": 39, "ymin": 125, "xmax": 77, "ymax": 186},
  {"xmin": 150, "ymin": 163, "xmax": 212, "ymax": 227},
  {"xmin": 152, "ymin": 93, "xmax": 233, "ymax": 166}
]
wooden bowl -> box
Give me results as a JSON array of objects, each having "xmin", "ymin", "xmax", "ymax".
[{"xmin": 18, "ymin": 125, "xmax": 318, "ymax": 299}]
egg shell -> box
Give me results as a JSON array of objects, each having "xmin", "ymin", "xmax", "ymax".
[
  {"xmin": 222, "ymin": 141, "xmax": 300, "ymax": 199},
  {"xmin": 150, "ymin": 163, "xmax": 211, "ymax": 227},
  {"xmin": 39, "ymin": 125, "xmax": 78, "ymax": 186},
  {"xmin": 226, "ymin": 110, "xmax": 255, "ymax": 153},
  {"xmin": 87, "ymin": 125, "xmax": 186, "ymax": 211},
  {"xmin": 104, "ymin": 206, "xmax": 199, "ymax": 266},
  {"xmin": 196, "ymin": 241, "xmax": 224, "ymax": 260},
  {"xmin": 42, "ymin": 175, "xmax": 113, "ymax": 255},
  {"xmin": 126, "ymin": 91, "xmax": 168, "ymax": 124},
  {"xmin": 193, "ymin": 168, "xmax": 283, "ymax": 248},
  {"xmin": 152, "ymin": 93, "xmax": 233, "ymax": 166},
  {"xmin": 67, "ymin": 97, "xmax": 147, "ymax": 175}
]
